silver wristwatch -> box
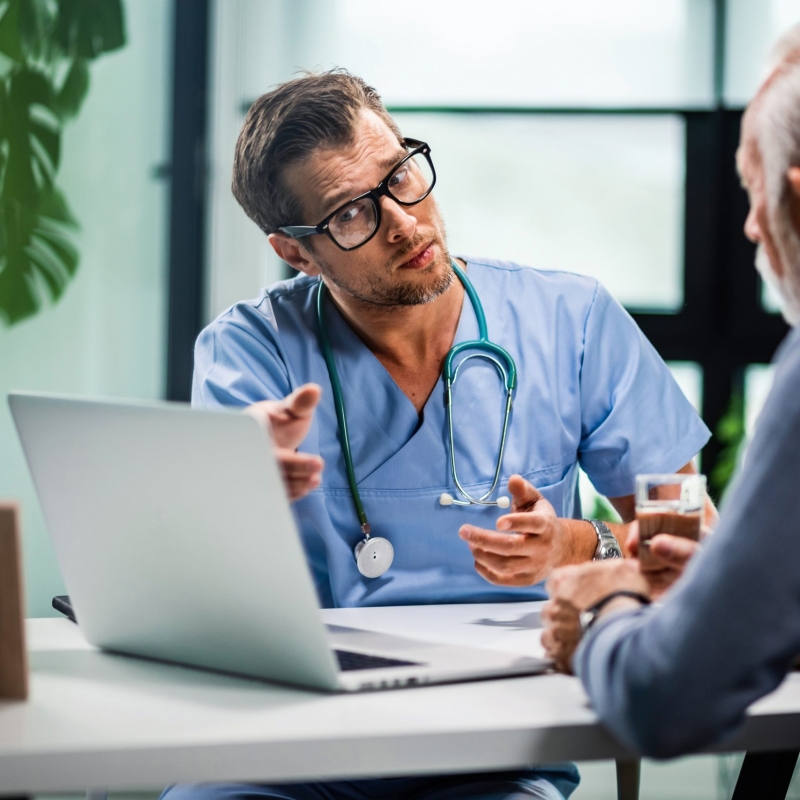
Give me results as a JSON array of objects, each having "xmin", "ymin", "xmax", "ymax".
[{"xmin": 587, "ymin": 519, "xmax": 623, "ymax": 560}]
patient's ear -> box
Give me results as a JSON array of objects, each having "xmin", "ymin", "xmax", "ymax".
[
  {"xmin": 787, "ymin": 166, "xmax": 800, "ymax": 237},
  {"xmin": 268, "ymin": 234, "xmax": 322, "ymax": 277}
]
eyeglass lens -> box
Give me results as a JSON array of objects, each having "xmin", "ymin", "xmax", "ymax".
[{"xmin": 327, "ymin": 152, "xmax": 434, "ymax": 249}]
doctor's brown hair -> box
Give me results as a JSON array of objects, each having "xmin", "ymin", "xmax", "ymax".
[{"xmin": 232, "ymin": 70, "xmax": 403, "ymax": 239}]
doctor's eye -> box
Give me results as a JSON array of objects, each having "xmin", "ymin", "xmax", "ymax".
[
  {"xmin": 334, "ymin": 199, "xmax": 369, "ymax": 227},
  {"xmin": 388, "ymin": 165, "xmax": 410, "ymax": 190}
]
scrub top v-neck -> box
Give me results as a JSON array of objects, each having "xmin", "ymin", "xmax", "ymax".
[{"xmin": 193, "ymin": 257, "xmax": 710, "ymax": 608}]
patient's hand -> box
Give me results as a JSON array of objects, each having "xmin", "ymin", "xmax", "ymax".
[
  {"xmin": 542, "ymin": 560, "xmax": 648, "ymax": 673},
  {"xmin": 628, "ymin": 522, "xmax": 708, "ymax": 600},
  {"xmin": 244, "ymin": 384, "xmax": 324, "ymax": 501}
]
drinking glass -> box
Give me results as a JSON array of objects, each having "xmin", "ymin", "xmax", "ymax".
[{"xmin": 635, "ymin": 473, "xmax": 706, "ymax": 567}]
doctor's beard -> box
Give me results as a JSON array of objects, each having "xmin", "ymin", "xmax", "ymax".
[
  {"xmin": 755, "ymin": 243, "xmax": 800, "ymax": 327},
  {"xmin": 313, "ymin": 206, "xmax": 454, "ymax": 309}
]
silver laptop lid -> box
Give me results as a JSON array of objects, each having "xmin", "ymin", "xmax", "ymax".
[{"xmin": 10, "ymin": 393, "xmax": 340, "ymax": 689}]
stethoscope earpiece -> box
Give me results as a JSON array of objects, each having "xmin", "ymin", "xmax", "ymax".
[{"xmin": 439, "ymin": 493, "xmax": 510, "ymax": 508}]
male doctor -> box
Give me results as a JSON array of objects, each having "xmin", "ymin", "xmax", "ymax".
[{"xmin": 172, "ymin": 71, "xmax": 711, "ymax": 800}]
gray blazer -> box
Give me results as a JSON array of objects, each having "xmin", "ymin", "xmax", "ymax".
[{"xmin": 575, "ymin": 325, "xmax": 800, "ymax": 758}]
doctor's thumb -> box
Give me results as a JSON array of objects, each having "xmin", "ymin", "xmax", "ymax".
[
  {"xmin": 506, "ymin": 474, "xmax": 544, "ymax": 508},
  {"xmin": 285, "ymin": 383, "xmax": 322, "ymax": 418}
]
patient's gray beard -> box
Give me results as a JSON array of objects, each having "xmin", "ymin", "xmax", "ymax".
[{"xmin": 755, "ymin": 243, "xmax": 800, "ymax": 326}]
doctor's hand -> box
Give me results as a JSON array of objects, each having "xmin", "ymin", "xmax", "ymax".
[
  {"xmin": 458, "ymin": 475, "xmax": 576, "ymax": 587},
  {"xmin": 627, "ymin": 521, "xmax": 708, "ymax": 600},
  {"xmin": 243, "ymin": 383, "xmax": 324, "ymax": 501}
]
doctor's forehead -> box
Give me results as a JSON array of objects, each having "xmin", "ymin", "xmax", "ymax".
[{"xmin": 283, "ymin": 109, "xmax": 406, "ymax": 219}]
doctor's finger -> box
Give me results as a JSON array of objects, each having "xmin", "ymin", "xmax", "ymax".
[
  {"xmin": 495, "ymin": 511, "xmax": 553, "ymax": 535},
  {"xmin": 277, "ymin": 449, "xmax": 324, "ymax": 474},
  {"xmin": 473, "ymin": 560, "xmax": 538, "ymax": 587},
  {"xmin": 278, "ymin": 384, "xmax": 322, "ymax": 418},
  {"xmin": 506, "ymin": 474, "xmax": 545, "ymax": 510},
  {"xmin": 284, "ymin": 474, "xmax": 321, "ymax": 500},
  {"xmin": 459, "ymin": 525, "xmax": 534, "ymax": 555},
  {"xmin": 469, "ymin": 547, "xmax": 533, "ymax": 576}
]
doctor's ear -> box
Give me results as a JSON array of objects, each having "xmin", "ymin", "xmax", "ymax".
[{"xmin": 268, "ymin": 233, "xmax": 322, "ymax": 277}]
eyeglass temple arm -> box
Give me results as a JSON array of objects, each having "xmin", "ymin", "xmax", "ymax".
[{"xmin": 279, "ymin": 225, "xmax": 319, "ymax": 238}]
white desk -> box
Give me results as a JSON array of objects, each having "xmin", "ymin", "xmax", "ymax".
[{"xmin": 3, "ymin": 605, "xmax": 800, "ymax": 796}]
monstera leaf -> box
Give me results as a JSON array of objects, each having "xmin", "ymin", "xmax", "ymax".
[{"xmin": 0, "ymin": 0, "xmax": 125, "ymax": 326}]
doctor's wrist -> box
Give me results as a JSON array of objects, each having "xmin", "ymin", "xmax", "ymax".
[{"xmin": 559, "ymin": 519, "xmax": 604, "ymax": 565}]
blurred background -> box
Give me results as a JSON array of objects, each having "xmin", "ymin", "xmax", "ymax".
[{"xmin": 1, "ymin": 0, "xmax": 798, "ymax": 796}]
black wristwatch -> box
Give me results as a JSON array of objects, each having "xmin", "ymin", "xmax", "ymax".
[
  {"xmin": 587, "ymin": 519, "xmax": 623, "ymax": 560},
  {"xmin": 580, "ymin": 590, "xmax": 651, "ymax": 632}
]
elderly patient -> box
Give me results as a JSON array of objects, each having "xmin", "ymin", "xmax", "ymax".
[{"xmin": 541, "ymin": 25, "xmax": 800, "ymax": 758}]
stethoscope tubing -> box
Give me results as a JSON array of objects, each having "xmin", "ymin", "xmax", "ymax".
[{"xmin": 316, "ymin": 260, "xmax": 518, "ymax": 574}]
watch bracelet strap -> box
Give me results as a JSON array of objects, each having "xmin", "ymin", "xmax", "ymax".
[
  {"xmin": 587, "ymin": 519, "xmax": 622, "ymax": 558},
  {"xmin": 585, "ymin": 590, "xmax": 651, "ymax": 629}
]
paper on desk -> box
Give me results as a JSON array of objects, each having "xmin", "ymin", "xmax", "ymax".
[{"xmin": 320, "ymin": 601, "xmax": 547, "ymax": 660}]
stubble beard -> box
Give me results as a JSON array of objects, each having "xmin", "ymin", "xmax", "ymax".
[{"xmin": 315, "ymin": 215, "xmax": 455, "ymax": 310}]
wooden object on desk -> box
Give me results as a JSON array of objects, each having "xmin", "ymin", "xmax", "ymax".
[{"xmin": 0, "ymin": 502, "xmax": 27, "ymax": 701}]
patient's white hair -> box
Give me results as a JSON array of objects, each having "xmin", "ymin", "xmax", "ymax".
[{"xmin": 753, "ymin": 23, "xmax": 800, "ymax": 300}]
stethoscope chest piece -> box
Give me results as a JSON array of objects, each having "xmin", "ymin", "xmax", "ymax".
[{"xmin": 354, "ymin": 536, "xmax": 394, "ymax": 579}]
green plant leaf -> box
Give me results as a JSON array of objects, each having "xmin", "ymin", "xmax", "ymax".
[
  {"xmin": 55, "ymin": 56, "xmax": 88, "ymax": 118},
  {"xmin": 0, "ymin": 186, "xmax": 79, "ymax": 324},
  {"xmin": 38, "ymin": 184, "xmax": 76, "ymax": 225},
  {"xmin": 0, "ymin": 0, "xmax": 24, "ymax": 62},
  {"xmin": 18, "ymin": 0, "xmax": 57, "ymax": 62},
  {"xmin": 4, "ymin": 67, "xmax": 57, "ymax": 203},
  {"xmin": 0, "ymin": 0, "xmax": 126, "ymax": 326},
  {"xmin": 55, "ymin": 0, "xmax": 126, "ymax": 60}
]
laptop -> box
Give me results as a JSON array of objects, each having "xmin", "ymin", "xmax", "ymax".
[{"xmin": 9, "ymin": 393, "xmax": 549, "ymax": 692}]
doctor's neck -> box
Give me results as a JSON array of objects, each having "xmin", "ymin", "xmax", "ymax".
[
  {"xmin": 326, "ymin": 259, "xmax": 466, "ymax": 365},
  {"xmin": 323, "ymin": 258, "xmax": 466, "ymax": 412}
]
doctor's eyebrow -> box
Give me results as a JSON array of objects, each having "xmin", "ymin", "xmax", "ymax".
[{"xmin": 320, "ymin": 147, "xmax": 409, "ymax": 214}]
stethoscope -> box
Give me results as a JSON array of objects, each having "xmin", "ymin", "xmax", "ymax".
[{"xmin": 316, "ymin": 261, "xmax": 517, "ymax": 579}]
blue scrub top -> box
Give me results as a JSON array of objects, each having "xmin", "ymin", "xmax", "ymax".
[{"xmin": 192, "ymin": 257, "xmax": 710, "ymax": 608}]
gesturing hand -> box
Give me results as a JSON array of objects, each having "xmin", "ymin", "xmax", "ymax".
[
  {"xmin": 243, "ymin": 384, "xmax": 324, "ymax": 501},
  {"xmin": 458, "ymin": 475, "xmax": 566, "ymax": 586}
]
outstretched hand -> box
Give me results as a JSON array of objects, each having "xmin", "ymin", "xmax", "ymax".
[
  {"xmin": 458, "ymin": 475, "xmax": 567, "ymax": 586},
  {"xmin": 244, "ymin": 384, "xmax": 324, "ymax": 501}
]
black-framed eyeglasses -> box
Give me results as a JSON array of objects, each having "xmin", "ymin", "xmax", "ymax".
[{"xmin": 279, "ymin": 139, "xmax": 436, "ymax": 252}]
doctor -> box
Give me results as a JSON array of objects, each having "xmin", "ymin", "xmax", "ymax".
[{"xmin": 180, "ymin": 71, "xmax": 711, "ymax": 800}]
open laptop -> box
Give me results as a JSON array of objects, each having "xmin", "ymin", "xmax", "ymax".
[{"xmin": 10, "ymin": 393, "xmax": 549, "ymax": 691}]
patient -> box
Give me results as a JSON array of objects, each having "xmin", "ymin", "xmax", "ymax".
[{"xmin": 540, "ymin": 23, "xmax": 800, "ymax": 758}]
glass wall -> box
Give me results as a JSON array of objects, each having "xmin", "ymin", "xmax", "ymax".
[
  {"xmin": 0, "ymin": 0, "xmax": 173, "ymax": 616},
  {"xmin": 393, "ymin": 112, "xmax": 686, "ymax": 310}
]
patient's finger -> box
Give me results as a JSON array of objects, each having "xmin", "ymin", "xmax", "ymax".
[{"xmin": 649, "ymin": 534, "xmax": 699, "ymax": 566}]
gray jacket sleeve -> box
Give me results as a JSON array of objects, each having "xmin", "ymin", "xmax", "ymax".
[{"xmin": 574, "ymin": 328, "xmax": 800, "ymax": 758}]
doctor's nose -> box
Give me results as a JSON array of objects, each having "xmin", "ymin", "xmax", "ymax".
[{"xmin": 381, "ymin": 197, "xmax": 417, "ymax": 244}]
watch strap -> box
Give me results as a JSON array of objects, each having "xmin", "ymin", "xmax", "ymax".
[
  {"xmin": 580, "ymin": 590, "xmax": 651, "ymax": 632},
  {"xmin": 587, "ymin": 519, "xmax": 622, "ymax": 560}
]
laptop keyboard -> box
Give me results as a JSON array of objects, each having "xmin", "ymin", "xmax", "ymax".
[{"xmin": 334, "ymin": 649, "xmax": 421, "ymax": 671}]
